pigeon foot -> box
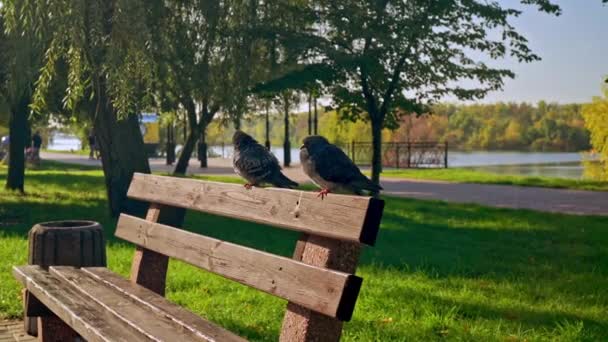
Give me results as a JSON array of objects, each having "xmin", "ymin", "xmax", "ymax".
[
  {"xmin": 244, "ymin": 183, "xmax": 253, "ymax": 190},
  {"xmin": 317, "ymin": 188, "xmax": 330, "ymax": 200}
]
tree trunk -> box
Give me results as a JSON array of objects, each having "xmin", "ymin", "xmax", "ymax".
[
  {"xmin": 265, "ymin": 100, "xmax": 271, "ymax": 150},
  {"xmin": 308, "ymin": 93, "xmax": 312, "ymax": 136},
  {"xmin": 174, "ymin": 131, "xmax": 197, "ymax": 174},
  {"xmin": 165, "ymin": 124, "xmax": 175, "ymax": 165},
  {"xmin": 94, "ymin": 84, "xmax": 151, "ymax": 217},
  {"xmin": 173, "ymin": 101, "xmax": 199, "ymax": 175},
  {"xmin": 233, "ymin": 115, "xmax": 241, "ymax": 131},
  {"xmin": 313, "ymin": 96, "xmax": 318, "ymax": 135},
  {"xmin": 370, "ymin": 117, "xmax": 383, "ymax": 194},
  {"xmin": 283, "ymin": 97, "xmax": 291, "ymax": 167},
  {"xmin": 198, "ymin": 126, "xmax": 208, "ymax": 168},
  {"xmin": 5, "ymin": 97, "xmax": 29, "ymax": 192}
]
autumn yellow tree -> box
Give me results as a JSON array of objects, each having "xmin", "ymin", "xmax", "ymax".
[{"xmin": 582, "ymin": 86, "xmax": 608, "ymax": 180}]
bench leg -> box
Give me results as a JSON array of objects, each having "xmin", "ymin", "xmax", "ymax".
[
  {"xmin": 23, "ymin": 289, "xmax": 38, "ymax": 336},
  {"xmin": 38, "ymin": 316, "xmax": 80, "ymax": 342},
  {"xmin": 280, "ymin": 235, "xmax": 361, "ymax": 342},
  {"xmin": 25, "ymin": 318, "xmax": 37, "ymax": 337}
]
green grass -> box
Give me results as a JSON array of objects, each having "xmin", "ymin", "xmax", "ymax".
[
  {"xmin": 1, "ymin": 162, "xmax": 607, "ymax": 341},
  {"xmin": 382, "ymin": 168, "xmax": 608, "ymax": 192},
  {"xmin": 41, "ymin": 148, "xmax": 91, "ymax": 156}
]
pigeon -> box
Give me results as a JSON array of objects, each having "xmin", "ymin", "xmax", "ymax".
[
  {"xmin": 300, "ymin": 135, "xmax": 382, "ymax": 198},
  {"xmin": 232, "ymin": 130, "xmax": 299, "ymax": 189}
]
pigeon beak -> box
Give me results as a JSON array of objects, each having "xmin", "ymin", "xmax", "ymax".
[{"xmin": 300, "ymin": 144, "xmax": 305, "ymax": 150}]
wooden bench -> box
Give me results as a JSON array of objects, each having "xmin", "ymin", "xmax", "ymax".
[{"xmin": 14, "ymin": 173, "xmax": 384, "ymax": 341}]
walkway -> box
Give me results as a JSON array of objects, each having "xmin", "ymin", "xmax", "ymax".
[
  {"xmin": 41, "ymin": 152, "xmax": 608, "ymax": 216},
  {"xmin": 0, "ymin": 320, "xmax": 35, "ymax": 342},
  {"xmin": 380, "ymin": 178, "xmax": 608, "ymax": 216}
]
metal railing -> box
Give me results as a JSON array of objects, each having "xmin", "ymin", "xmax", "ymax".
[{"xmin": 163, "ymin": 140, "xmax": 448, "ymax": 168}]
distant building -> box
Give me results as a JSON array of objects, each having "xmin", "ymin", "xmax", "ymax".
[{"xmin": 140, "ymin": 112, "xmax": 160, "ymax": 156}]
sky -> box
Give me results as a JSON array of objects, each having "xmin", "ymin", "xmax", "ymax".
[{"xmin": 472, "ymin": 0, "xmax": 608, "ymax": 104}]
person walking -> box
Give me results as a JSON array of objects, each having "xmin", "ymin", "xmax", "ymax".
[
  {"xmin": 31, "ymin": 131, "xmax": 42, "ymax": 158},
  {"xmin": 26, "ymin": 131, "xmax": 43, "ymax": 166},
  {"xmin": 88, "ymin": 131, "xmax": 97, "ymax": 160}
]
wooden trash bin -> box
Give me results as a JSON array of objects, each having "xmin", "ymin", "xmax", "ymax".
[{"xmin": 24, "ymin": 220, "xmax": 106, "ymax": 340}]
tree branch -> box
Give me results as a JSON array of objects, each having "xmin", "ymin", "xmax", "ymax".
[
  {"xmin": 359, "ymin": 67, "xmax": 379, "ymax": 119},
  {"xmin": 379, "ymin": 54, "xmax": 407, "ymax": 117}
]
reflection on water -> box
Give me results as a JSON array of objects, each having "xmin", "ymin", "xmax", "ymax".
[{"xmin": 448, "ymin": 151, "xmax": 583, "ymax": 167}]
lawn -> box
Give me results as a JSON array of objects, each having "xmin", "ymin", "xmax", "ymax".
[
  {"xmin": 1, "ymin": 162, "xmax": 607, "ymax": 341},
  {"xmin": 381, "ymin": 168, "xmax": 608, "ymax": 192},
  {"xmin": 41, "ymin": 148, "xmax": 91, "ymax": 156}
]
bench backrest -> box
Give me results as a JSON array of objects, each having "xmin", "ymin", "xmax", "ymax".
[{"xmin": 115, "ymin": 173, "xmax": 384, "ymax": 338}]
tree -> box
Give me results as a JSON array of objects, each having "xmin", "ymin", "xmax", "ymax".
[
  {"xmin": 8, "ymin": 0, "xmax": 160, "ymax": 216},
  {"xmin": 156, "ymin": 0, "xmax": 222, "ymax": 174},
  {"xmin": 0, "ymin": 4, "xmax": 43, "ymax": 192},
  {"xmin": 582, "ymin": 86, "xmax": 608, "ymax": 180},
  {"xmin": 264, "ymin": 0, "xmax": 561, "ymax": 190},
  {"xmin": 251, "ymin": 0, "xmax": 321, "ymax": 161},
  {"xmin": 224, "ymin": 0, "xmax": 263, "ymax": 131},
  {"xmin": 158, "ymin": 0, "xmax": 267, "ymax": 173},
  {"xmin": 275, "ymin": 91, "xmax": 299, "ymax": 166}
]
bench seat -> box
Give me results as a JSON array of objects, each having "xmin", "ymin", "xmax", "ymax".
[{"xmin": 14, "ymin": 265, "xmax": 246, "ymax": 342}]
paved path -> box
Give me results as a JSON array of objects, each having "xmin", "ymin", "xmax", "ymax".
[
  {"xmin": 380, "ymin": 178, "xmax": 608, "ymax": 216},
  {"xmin": 0, "ymin": 320, "xmax": 35, "ymax": 342},
  {"xmin": 41, "ymin": 152, "xmax": 608, "ymax": 216}
]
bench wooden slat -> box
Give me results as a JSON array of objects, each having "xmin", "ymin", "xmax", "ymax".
[
  {"xmin": 50, "ymin": 266, "xmax": 242, "ymax": 342},
  {"xmin": 13, "ymin": 265, "xmax": 152, "ymax": 342},
  {"xmin": 116, "ymin": 214, "xmax": 362, "ymax": 320},
  {"xmin": 80, "ymin": 267, "xmax": 246, "ymax": 342},
  {"xmin": 127, "ymin": 173, "xmax": 382, "ymax": 245}
]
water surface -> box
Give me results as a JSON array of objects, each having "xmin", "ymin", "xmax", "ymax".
[{"xmin": 48, "ymin": 133, "xmax": 593, "ymax": 179}]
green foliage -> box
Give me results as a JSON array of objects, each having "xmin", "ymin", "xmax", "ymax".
[
  {"xmin": 0, "ymin": 3, "xmax": 42, "ymax": 110},
  {"xmin": 5, "ymin": 0, "xmax": 158, "ymax": 117},
  {"xmin": 1, "ymin": 161, "xmax": 608, "ymax": 340},
  {"xmin": 206, "ymin": 101, "xmax": 590, "ymax": 153},
  {"xmin": 428, "ymin": 102, "xmax": 590, "ymax": 151},
  {"xmin": 254, "ymin": 0, "xmax": 562, "ymax": 183},
  {"xmin": 261, "ymin": 0, "xmax": 560, "ymax": 120},
  {"xmin": 582, "ymin": 86, "xmax": 608, "ymax": 180}
]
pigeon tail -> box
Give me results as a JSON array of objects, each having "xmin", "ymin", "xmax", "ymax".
[
  {"xmin": 351, "ymin": 176, "xmax": 383, "ymax": 192},
  {"xmin": 271, "ymin": 172, "xmax": 299, "ymax": 189}
]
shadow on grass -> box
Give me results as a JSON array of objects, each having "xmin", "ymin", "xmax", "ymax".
[
  {"xmin": 370, "ymin": 197, "xmax": 608, "ymax": 273},
  {"xmin": 1, "ymin": 169, "xmax": 104, "ymax": 198},
  {"xmin": 0, "ymin": 200, "xmax": 114, "ymax": 236},
  {"xmin": 364, "ymin": 285, "xmax": 607, "ymax": 337},
  {"xmin": 31, "ymin": 160, "xmax": 100, "ymax": 171}
]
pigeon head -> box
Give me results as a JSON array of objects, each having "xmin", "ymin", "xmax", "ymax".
[
  {"xmin": 233, "ymin": 130, "xmax": 257, "ymax": 150},
  {"xmin": 302, "ymin": 135, "xmax": 330, "ymax": 154}
]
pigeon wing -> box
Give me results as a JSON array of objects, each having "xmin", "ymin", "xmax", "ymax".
[
  {"xmin": 312, "ymin": 144, "xmax": 361, "ymax": 184},
  {"xmin": 236, "ymin": 144, "xmax": 281, "ymax": 182}
]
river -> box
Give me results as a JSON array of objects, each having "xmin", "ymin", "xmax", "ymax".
[{"xmin": 47, "ymin": 133, "xmax": 592, "ymax": 179}]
